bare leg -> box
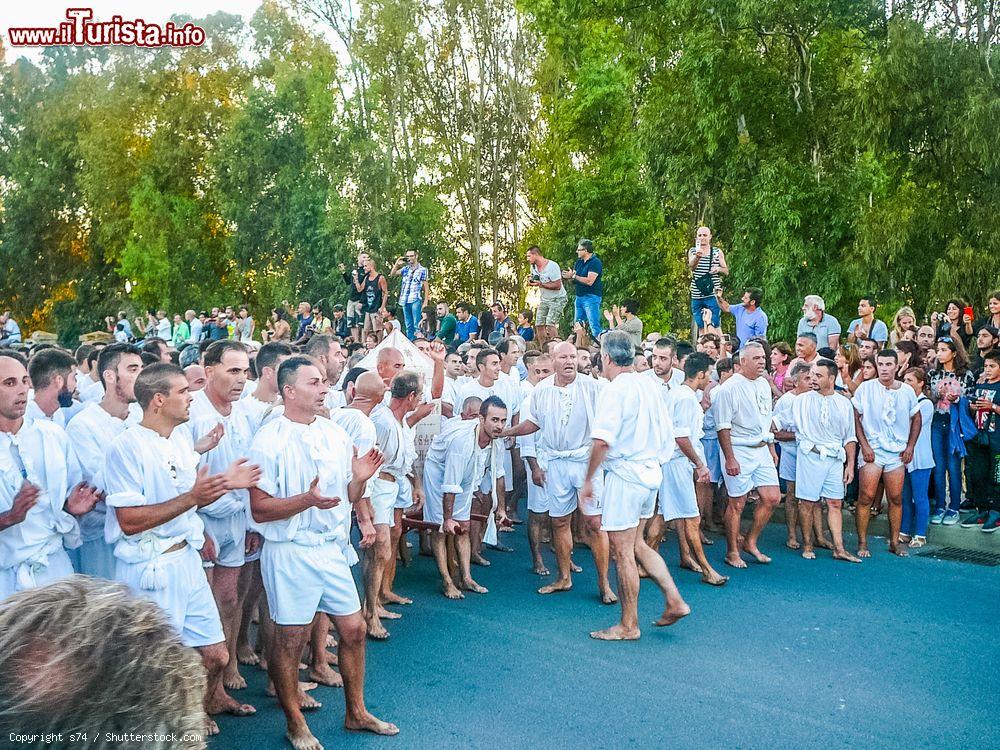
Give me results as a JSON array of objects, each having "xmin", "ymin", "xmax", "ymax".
[
  {"xmin": 591, "ymin": 527, "xmax": 641, "ymax": 640},
  {"xmin": 674, "ymin": 519, "xmax": 701, "ymax": 572},
  {"xmin": 269, "ymin": 624, "xmax": 321, "ymax": 750},
  {"xmin": 309, "ymin": 615, "xmax": 341, "ymax": 687},
  {"xmin": 361, "ymin": 524, "xmax": 392, "ymax": 640},
  {"xmin": 696, "ymin": 481, "xmax": 717, "ymax": 533},
  {"xmin": 813, "ymin": 502, "xmax": 834, "ymax": 548},
  {"xmin": 645, "ymin": 514, "xmax": 665, "ymax": 554},
  {"xmin": 210, "ymin": 563, "xmax": 250, "ymax": 694},
  {"xmin": 633, "ymin": 520, "xmax": 691, "ymax": 627},
  {"xmin": 528, "ymin": 511, "xmax": 550, "ymax": 576},
  {"xmin": 799, "ymin": 501, "xmax": 816, "ymax": 559},
  {"xmin": 785, "ymin": 480, "xmax": 800, "ymax": 549},
  {"xmin": 381, "ymin": 510, "xmax": 411, "ymax": 606},
  {"xmin": 332, "ymin": 612, "xmax": 398, "ymax": 736},
  {"xmin": 539, "ymin": 514, "xmax": 573, "ymax": 594},
  {"xmin": 826, "ymin": 499, "xmax": 861, "ymax": 562},
  {"xmin": 456, "ymin": 527, "xmax": 487, "ymax": 593},
  {"xmin": 236, "ymin": 560, "xmax": 263, "ymax": 665},
  {"xmin": 432, "ymin": 530, "xmax": 462, "ymax": 599},
  {"xmin": 584, "ymin": 514, "xmax": 617, "ymax": 603},
  {"xmin": 724, "ymin": 495, "xmax": 748, "ymax": 568},
  {"xmin": 683, "ymin": 517, "xmax": 726, "ymax": 585},
  {"xmin": 856, "ymin": 464, "xmax": 882, "ymax": 557},
  {"xmin": 883, "ymin": 468, "xmax": 908, "ymax": 557},
  {"xmin": 742, "ymin": 486, "xmax": 780, "ymax": 563}
]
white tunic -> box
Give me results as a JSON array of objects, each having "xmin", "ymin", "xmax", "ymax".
[
  {"xmin": 591, "ymin": 371, "xmax": 674, "ymax": 488},
  {"xmin": 772, "ymin": 391, "xmax": 799, "ymax": 436},
  {"xmin": 179, "ymin": 389, "xmax": 253, "ymax": 519},
  {"xmin": 712, "ymin": 373, "xmax": 775, "ymax": 446},
  {"xmin": 248, "ymin": 415, "xmax": 354, "ymax": 546},
  {"xmin": 422, "ymin": 419, "xmax": 502, "ymax": 523},
  {"xmin": 668, "ymin": 384, "xmax": 705, "ymax": 462},
  {"xmin": 25, "ymin": 399, "xmax": 66, "ymax": 428},
  {"xmin": 66, "ymin": 403, "xmax": 140, "ymax": 542},
  {"xmin": 527, "ymin": 374, "xmax": 603, "ymax": 465},
  {"xmin": 325, "ymin": 388, "xmax": 347, "ymax": 412},
  {"xmin": 0, "ymin": 419, "xmax": 82, "ymax": 581},
  {"xmin": 791, "ymin": 391, "xmax": 857, "ymax": 459},
  {"xmin": 235, "ymin": 393, "xmax": 281, "ymax": 434},
  {"xmin": 78, "ymin": 376, "xmax": 105, "ymax": 404},
  {"xmin": 103, "ymin": 425, "xmax": 204, "ymax": 589},
  {"xmin": 458, "ymin": 376, "xmax": 521, "ymax": 426},
  {"xmin": 852, "ymin": 380, "xmax": 920, "ymax": 453},
  {"xmin": 643, "ymin": 367, "xmax": 684, "ymax": 393},
  {"xmin": 370, "ymin": 404, "xmax": 407, "ymax": 479}
]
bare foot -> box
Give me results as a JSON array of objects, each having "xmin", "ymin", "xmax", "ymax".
[
  {"xmin": 205, "ymin": 717, "xmax": 220, "ymax": 736},
  {"xmin": 742, "ymin": 545, "xmax": 772, "ymax": 564},
  {"xmin": 600, "ymin": 588, "xmax": 618, "ymax": 605},
  {"xmin": 679, "ymin": 559, "xmax": 704, "ymax": 574},
  {"xmin": 532, "ymin": 563, "xmax": 550, "ymax": 576},
  {"xmin": 299, "ymin": 692, "xmax": 323, "ymax": 710},
  {"xmin": 724, "ymin": 552, "xmax": 748, "ymax": 569},
  {"xmin": 538, "ymin": 579, "xmax": 572, "ymax": 595},
  {"xmin": 223, "ymin": 668, "xmax": 247, "ymax": 691},
  {"xmin": 700, "ymin": 534, "xmax": 713, "ymax": 545},
  {"xmin": 888, "ymin": 543, "xmax": 909, "ymax": 558},
  {"xmin": 376, "ymin": 605, "xmax": 401, "ymax": 620},
  {"xmin": 442, "ymin": 583, "xmax": 464, "ymax": 599},
  {"xmin": 207, "ymin": 693, "xmax": 256, "ymax": 717},
  {"xmin": 345, "ymin": 711, "xmax": 400, "ymax": 736},
  {"xmin": 325, "ymin": 650, "xmax": 339, "ymax": 666},
  {"xmin": 858, "ymin": 547, "xmax": 871, "ymax": 558},
  {"xmin": 590, "ymin": 624, "xmax": 641, "ymax": 640},
  {"xmin": 326, "ymin": 634, "xmax": 338, "ymax": 649},
  {"xmin": 460, "ymin": 578, "xmax": 488, "ymax": 594},
  {"xmin": 287, "ymin": 725, "xmax": 323, "ymax": 750},
  {"xmin": 833, "ymin": 550, "xmax": 862, "ymax": 563},
  {"xmin": 381, "ymin": 591, "xmax": 412, "ymax": 606},
  {"xmin": 815, "ymin": 537, "xmax": 834, "ymax": 550},
  {"xmin": 701, "ymin": 572, "xmax": 729, "ymax": 586},
  {"xmin": 654, "ymin": 601, "xmax": 691, "ymax": 627},
  {"xmin": 266, "ymin": 683, "xmax": 319, "ymax": 701},
  {"xmin": 236, "ymin": 645, "xmax": 260, "ymax": 666},
  {"xmin": 366, "ymin": 617, "xmax": 390, "ymax": 641},
  {"xmin": 471, "ymin": 552, "xmax": 491, "ymax": 567},
  {"xmin": 258, "ymin": 657, "xmax": 268, "ymax": 671},
  {"xmin": 570, "ymin": 561, "xmax": 583, "ymax": 573},
  {"xmin": 309, "ymin": 664, "xmax": 343, "ymax": 688},
  {"xmin": 801, "ymin": 549, "xmax": 816, "ymax": 560},
  {"xmin": 785, "ymin": 539, "xmax": 801, "ymax": 550}
]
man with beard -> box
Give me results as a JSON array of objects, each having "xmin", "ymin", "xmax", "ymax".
[{"xmin": 26, "ymin": 348, "xmax": 78, "ymax": 427}]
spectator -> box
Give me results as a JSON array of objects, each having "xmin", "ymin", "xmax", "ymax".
[
  {"xmin": 793, "ymin": 332, "xmax": 819, "ymax": 365},
  {"xmin": 527, "ymin": 244, "xmax": 567, "ymax": 345},
  {"xmin": 311, "ymin": 301, "xmax": 332, "ymax": 336},
  {"xmin": 834, "ymin": 343, "xmax": 862, "ymax": 395},
  {"xmin": 293, "ymin": 300, "xmax": 314, "ymax": 343},
  {"xmin": 603, "ymin": 299, "xmax": 643, "ymax": 346},
  {"xmin": 419, "ymin": 306, "xmax": 437, "ymax": 340},
  {"xmin": 340, "ymin": 251, "xmax": 370, "ymax": 339},
  {"xmin": 562, "ymin": 238, "xmax": 604, "ymax": 338},
  {"xmin": 264, "ymin": 307, "xmax": 292, "ymax": 343},
  {"xmin": 143, "ymin": 310, "xmax": 157, "ymax": 339},
  {"xmin": 894, "ymin": 340, "xmax": 920, "ymax": 379},
  {"xmin": 975, "ymin": 290, "xmax": 1000, "ymax": 334},
  {"xmin": 114, "ymin": 321, "xmax": 129, "ymax": 343},
  {"xmin": 356, "ymin": 258, "xmax": 388, "ymax": 342},
  {"xmin": 0, "ymin": 311, "xmax": 22, "ymax": 346},
  {"xmin": 966, "ymin": 350, "xmax": 1000, "ymax": 532},
  {"xmin": 455, "ymin": 302, "xmax": 480, "ymax": 344},
  {"xmin": 797, "ymin": 295, "xmax": 841, "ymax": 349},
  {"xmin": 717, "ymin": 287, "xmax": 768, "ymax": 345},
  {"xmin": 890, "ymin": 305, "xmax": 917, "ymax": 347},
  {"xmin": 769, "ymin": 341, "xmax": 793, "ymax": 391},
  {"xmin": 479, "ymin": 308, "xmax": 497, "ymax": 343},
  {"xmin": 491, "ymin": 303, "xmax": 515, "ymax": 338},
  {"xmin": 184, "ymin": 309, "xmax": 203, "ymax": 345},
  {"xmin": 436, "ymin": 302, "xmax": 459, "ymax": 348},
  {"xmin": 116, "ymin": 310, "xmax": 133, "ymax": 339},
  {"xmin": 382, "ymin": 307, "xmax": 402, "ymax": 336},
  {"xmin": 971, "ymin": 325, "xmax": 999, "ymax": 378},
  {"xmin": 391, "ymin": 249, "xmax": 429, "ymax": 340},
  {"xmin": 847, "ymin": 296, "xmax": 888, "ymax": 348},
  {"xmin": 171, "ymin": 314, "xmax": 189, "ymax": 349},
  {"xmin": 155, "ymin": 309, "xmax": 171, "ymax": 340},
  {"xmin": 236, "ymin": 305, "xmax": 255, "ymax": 344},
  {"xmin": 516, "ymin": 310, "xmax": 535, "ymax": 342},
  {"xmin": 332, "ymin": 303, "xmax": 349, "ymax": 339},
  {"xmin": 687, "ymin": 226, "xmax": 728, "ymax": 334},
  {"xmin": 916, "ymin": 324, "xmax": 936, "ymax": 353},
  {"xmin": 932, "ymin": 298, "xmax": 974, "ymax": 348},
  {"xmin": 900, "ymin": 366, "xmax": 934, "ymax": 547},
  {"xmin": 928, "ymin": 337, "xmax": 976, "ymax": 526},
  {"xmin": 697, "ymin": 332, "xmax": 722, "ymax": 360}
]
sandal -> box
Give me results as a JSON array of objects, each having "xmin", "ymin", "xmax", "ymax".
[
  {"xmin": 898, "ymin": 534, "xmax": 912, "ymax": 545},
  {"xmin": 908, "ymin": 536, "xmax": 926, "ymax": 549}
]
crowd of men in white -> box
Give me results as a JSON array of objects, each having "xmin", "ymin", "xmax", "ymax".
[{"xmin": 0, "ymin": 318, "xmax": 956, "ymax": 750}]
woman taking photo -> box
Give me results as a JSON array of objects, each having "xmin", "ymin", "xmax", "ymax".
[
  {"xmin": 928, "ymin": 337, "xmax": 976, "ymax": 525},
  {"xmin": 933, "ymin": 299, "xmax": 974, "ymax": 348},
  {"xmin": 900, "ymin": 367, "xmax": 934, "ymax": 548}
]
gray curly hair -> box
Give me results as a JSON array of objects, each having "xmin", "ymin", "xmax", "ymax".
[{"xmin": 0, "ymin": 576, "xmax": 206, "ymax": 748}]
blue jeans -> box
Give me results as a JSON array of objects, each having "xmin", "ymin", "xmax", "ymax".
[
  {"xmin": 931, "ymin": 414, "xmax": 963, "ymax": 513},
  {"xmin": 691, "ymin": 295, "xmax": 721, "ymax": 329},
  {"xmin": 401, "ymin": 299, "xmax": 423, "ymax": 340},
  {"xmin": 575, "ymin": 295, "xmax": 603, "ymax": 338},
  {"xmin": 902, "ymin": 468, "xmax": 931, "ymax": 536}
]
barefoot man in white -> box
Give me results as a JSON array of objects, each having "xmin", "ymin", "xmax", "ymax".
[
  {"xmin": 423, "ymin": 396, "xmax": 507, "ymax": 599},
  {"xmin": 715, "ymin": 342, "xmax": 782, "ymax": 568},
  {"xmin": 249, "ymin": 356, "xmax": 396, "ymax": 750},
  {"xmin": 852, "ymin": 349, "xmax": 920, "ymax": 558},
  {"xmin": 65, "ymin": 343, "xmax": 143, "ymax": 578},
  {"xmin": 102, "ymin": 363, "xmax": 260, "ymax": 734},
  {"xmin": 1, "ymin": 352, "xmax": 99, "ymax": 599},
  {"xmin": 504, "ymin": 342, "xmax": 616, "ymax": 602},
  {"xmin": 580, "ymin": 332, "xmax": 690, "ymax": 640},
  {"xmin": 791, "ymin": 359, "xmax": 861, "ymax": 562}
]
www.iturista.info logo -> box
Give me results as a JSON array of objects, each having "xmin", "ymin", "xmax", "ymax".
[{"xmin": 7, "ymin": 8, "xmax": 206, "ymax": 48}]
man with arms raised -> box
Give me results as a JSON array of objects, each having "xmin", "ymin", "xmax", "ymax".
[
  {"xmin": 852, "ymin": 350, "xmax": 920, "ymax": 557},
  {"xmin": 581, "ymin": 332, "xmax": 689, "ymax": 640},
  {"xmin": 66, "ymin": 343, "xmax": 143, "ymax": 578},
  {"xmin": 423, "ymin": 396, "xmax": 507, "ymax": 599},
  {"xmin": 249, "ymin": 357, "xmax": 395, "ymax": 750},
  {"xmin": 792, "ymin": 360, "xmax": 861, "ymax": 562},
  {"xmin": 103, "ymin": 363, "xmax": 260, "ymax": 733},
  {"xmin": 715, "ymin": 342, "xmax": 782, "ymax": 568},
  {"xmin": 0, "ymin": 352, "xmax": 99, "ymax": 598},
  {"xmin": 505, "ymin": 342, "xmax": 615, "ymax": 602}
]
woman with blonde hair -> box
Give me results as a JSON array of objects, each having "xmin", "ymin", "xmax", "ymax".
[{"xmin": 834, "ymin": 343, "xmax": 863, "ymax": 394}]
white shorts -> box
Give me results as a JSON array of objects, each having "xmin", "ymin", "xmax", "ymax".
[
  {"xmin": 0, "ymin": 546, "xmax": 74, "ymax": 601},
  {"xmin": 370, "ymin": 477, "xmax": 399, "ymax": 527},
  {"xmin": 545, "ymin": 458, "xmax": 605, "ymax": 518},
  {"xmin": 863, "ymin": 446, "xmax": 905, "ymax": 474},
  {"xmin": 116, "ymin": 545, "xmax": 224, "ymax": 648},
  {"xmin": 502, "ymin": 446, "xmax": 514, "ymax": 493},
  {"xmin": 524, "ymin": 460, "xmax": 549, "ymax": 514},
  {"xmin": 795, "ymin": 450, "xmax": 846, "ymax": 502},
  {"xmin": 722, "ymin": 444, "xmax": 780, "ymax": 498},
  {"xmin": 778, "ymin": 442, "xmax": 797, "ymax": 483},
  {"xmin": 202, "ymin": 512, "xmax": 246, "ymax": 568},
  {"xmin": 71, "ymin": 537, "xmax": 116, "ymax": 579},
  {"xmin": 261, "ymin": 540, "xmax": 361, "ymax": 626},
  {"xmin": 394, "ymin": 476, "xmax": 413, "ymax": 510},
  {"xmin": 601, "ymin": 471, "xmax": 657, "ymax": 532},
  {"xmin": 701, "ymin": 437, "xmax": 722, "ymax": 484},
  {"xmin": 659, "ymin": 457, "xmax": 700, "ymax": 521},
  {"xmin": 423, "ymin": 485, "xmax": 474, "ymax": 525}
]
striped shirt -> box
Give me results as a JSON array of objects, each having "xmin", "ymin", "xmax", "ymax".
[
  {"xmin": 688, "ymin": 246, "xmax": 722, "ymax": 299},
  {"xmin": 399, "ymin": 264, "xmax": 428, "ymax": 304}
]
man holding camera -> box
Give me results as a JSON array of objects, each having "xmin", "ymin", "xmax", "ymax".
[
  {"xmin": 688, "ymin": 226, "xmax": 728, "ymax": 336},
  {"xmin": 527, "ymin": 245, "xmax": 566, "ymax": 346}
]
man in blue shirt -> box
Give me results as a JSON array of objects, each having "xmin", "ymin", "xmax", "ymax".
[
  {"xmin": 797, "ymin": 295, "xmax": 842, "ymax": 349},
  {"xmin": 562, "ymin": 238, "xmax": 604, "ymax": 338},
  {"xmin": 717, "ymin": 287, "xmax": 768, "ymax": 346},
  {"xmin": 847, "ymin": 296, "xmax": 888, "ymax": 349},
  {"xmin": 454, "ymin": 302, "xmax": 480, "ymax": 344}
]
